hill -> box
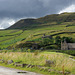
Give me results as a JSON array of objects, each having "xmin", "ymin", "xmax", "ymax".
[
  {"xmin": 7, "ymin": 18, "xmax": 41, "ymax": 29},
  {"xmin": 7, "ymin": 12, "xmax": 75, "ymax": 30},
  {"xmin": 0, "ymin": 12, "xmax": 75, "ymax": 49},
  {"xmin": 0, "ymin": 12, "xmax": 75, "ymax": 75}
]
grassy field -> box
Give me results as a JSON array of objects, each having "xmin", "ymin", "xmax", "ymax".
[
  {"xmin": 0, "ymin": 13, "xmax": 75, "ymax": 49},
  {"xmin": 0, "ymin": 51, "xmax": 75, "ymax": 75},
  {"xmin": 0, "ymin": 23, "xmax": 75, "ymax": 49},
  {"xmin": 0, "ymin": 13, "xmax": 75, "ymax": 75}
]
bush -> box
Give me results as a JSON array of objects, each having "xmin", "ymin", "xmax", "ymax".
[
  {"xmin": 7, "ymin": 46, "xmax": 14, "ymax": 50},
  {"xmin": 15, "ymin": 42, "xmax": 33, "ymax": 48},
  {"xmin": 55, "ymin": 36, "xmax": 61, "ymax": 45},
  {"xmin": 34, "ymin": 50, "xmax": 39, "ymax": 55},
  {"xmin": 62, "ymin": 37, "xmax": 73, "ymax": 43},
  {"xmin": 27, "ymin": 49, "xmax": 31, "ymax": 52},
  {"xmin": 60, "ymin": 50, "xmax": 75, "ymax": 56},
  {"xmin": 40, "ymin": 38, "xmax": 54, "ymax": 46},
  {"xmin": 44, "ymin": 45, "xmax": 58, "ymax": 49}
]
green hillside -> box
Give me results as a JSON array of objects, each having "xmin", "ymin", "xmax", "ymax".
[
  {"xmin": 0, "ymin": 12, "xmax": 75, "ymax": 49},
  {"xmin": 7, "ymin": 12, "xmax": 75, "ymax": 29}
]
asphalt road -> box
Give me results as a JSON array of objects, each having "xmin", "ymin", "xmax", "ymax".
[{"xmin": 0, "ymin": 66, "xmax": 42, "ymax": 75}]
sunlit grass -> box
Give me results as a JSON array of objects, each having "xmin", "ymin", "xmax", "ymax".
[
  {"xmin": 0, "ymin": 51, "xmax": 75, "ymax": 74},
  {"xmin": 0, "ymin": 23, "xmax": 75, "ymax": 49}
]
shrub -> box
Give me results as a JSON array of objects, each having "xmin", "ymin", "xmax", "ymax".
[
  {"xmin": 34, "ymin": 50, "xmax": 39, "ymax": 55},
  {"xmin": 27, "ymin": 49, "xmax": 31, "ymax": 52},
  {"xmin": 62, "ymin": 37, "xmax": 73, "ymax": 43},
  {"xmin": 55, "ymin": 36, "xmax": 61, "ymax": 45},
  {"xmin": 40, "ymin": 38, "xmax": 54, "ymax": 46},
  {"xmin": 7, "ymin": 46, "xmax": 14, "ymax": 50},
  {"xmin": 44, "ymin": 45, "xmax": 58, "ymax": 49},
  {"xmin": 15, "ymin": 42, "xmax": 33, "ymax": 48}
]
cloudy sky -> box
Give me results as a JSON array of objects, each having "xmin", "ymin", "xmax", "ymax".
[{"xmin": 0, "ymin": 0, "xmax": 75, "ymax": 29}]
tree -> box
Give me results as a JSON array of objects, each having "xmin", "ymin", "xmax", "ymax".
[
  {"xmin": 62, "ymin": 37, "xmax": 73, "ymax": 43},
  {"xmin": 55, "ymin": 36, "xmax": 61, "ymax": 45},
  {"xmin": 40, "ymin": 38, "xmax": 54, "ymax": 46},
  {"xmin": 55, "ymin": 36, "xmax": 61, "ymax": 49}
]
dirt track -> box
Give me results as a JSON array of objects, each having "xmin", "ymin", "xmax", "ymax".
[{"xmin": 0, "ymin": 66, "xmax": 42, "ymax": 75}]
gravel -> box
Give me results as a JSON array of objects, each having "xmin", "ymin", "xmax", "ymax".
[{"xmin": 0, "ymin": 66, "xmax": 42, "ymax": 75}]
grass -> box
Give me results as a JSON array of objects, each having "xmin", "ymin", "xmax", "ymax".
[
  {"xmin": 0, "ymin": 13, "xmax": 75, "ymax": 75},
  {"xmin": 0, "ymin": 63, "xmax": 60, "ymax": 75},
  {"xmin": 0, "ymin": 22, "xmax": 75, "ymax": 49},
  {"xmin": 0, "ymin": 51, "xmax": 75, "ymax": 75},
  {"xmin": 0, "ymin": 13, "xmax": 75, "ymax": 49}
]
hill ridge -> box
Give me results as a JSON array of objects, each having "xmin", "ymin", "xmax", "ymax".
[{"xmin": 7, "ymin": 12, "xmax": 75, "ymax": 29}]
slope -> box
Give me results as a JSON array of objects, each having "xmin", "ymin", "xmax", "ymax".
[
  {"xmin": 0, "ymin": 12, "xmax": 75, "ymax": 49},
  {"xmin": 7, "ymin": 12, "xmax": 75, "ymax": 30}
]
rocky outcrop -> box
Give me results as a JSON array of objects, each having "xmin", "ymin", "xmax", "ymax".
[{"xmin": 8, "ymin": 60, "xmax": 13, "ymax": 64}]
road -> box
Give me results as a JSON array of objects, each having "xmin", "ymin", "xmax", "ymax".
[{"xmin": 0, "ymin": 66, "xmax": 42, "ymax": 75}]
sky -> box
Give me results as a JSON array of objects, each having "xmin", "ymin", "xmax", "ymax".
[{"xmin": 0, "ymin": 0, "xmax": 75, "ymax": 29}]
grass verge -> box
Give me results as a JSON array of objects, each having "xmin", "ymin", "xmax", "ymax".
[{"xmin": 0, "ymin": 51, "xmax": 75, "ymax": 75}]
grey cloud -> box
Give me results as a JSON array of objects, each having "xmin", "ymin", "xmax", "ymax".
[
  {"xmin": 0, "ymin": 0, "xmax": 75, "ymax": 18},
  {"xmin": 0, "ymin": 0, "xmax": 75, "ymax": 28}
]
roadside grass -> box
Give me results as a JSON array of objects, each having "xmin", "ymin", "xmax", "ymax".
[
  {"xmin": 0, "ymin": 51, "xmax": 75, "ymax": 74},
  {"xmin": 0, "ymin": 63, "xmax": 60, "ymax": 75}
]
